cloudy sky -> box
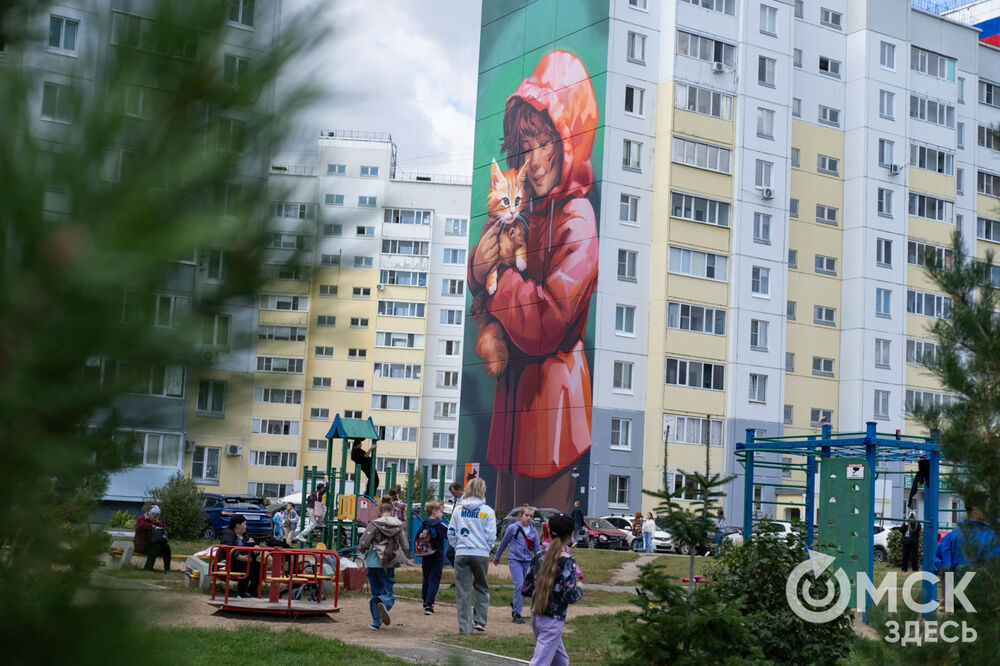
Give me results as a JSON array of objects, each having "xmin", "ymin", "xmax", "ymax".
[{"xmin": 280, "ymin": 1, "xmax": 482, "ymax": 176}]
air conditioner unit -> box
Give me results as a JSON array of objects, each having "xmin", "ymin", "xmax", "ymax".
[
  {"xmin": 760, "ymin": 187, "xmax": 774, "ymax": 200},
  {"xmin": 711, "ymin": 61, "xmax": 725, "ymax": 73},
  {"xmin": 200, "ymin": 349, "xmax": 219, "ymax": 365},
  {"xmin": 225, "ymin": 444, "xmax": 243, "ymax": 456},
  {"xmin": 888, "ymin": 163, "xmax": 902, "ymax": 175},
  {"xmin": 376, "ymin": 283, "xmax": 385, "ymax": 291},
  {"xmin": 185, "ymin": 439, "xmax": 196, "ymax": 453}
]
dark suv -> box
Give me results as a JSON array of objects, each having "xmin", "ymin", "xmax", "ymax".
[{"xmin": 200, "ymin": 494, "xmax": 274, "ymax": 539}]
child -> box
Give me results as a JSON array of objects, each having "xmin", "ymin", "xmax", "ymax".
[
  {"xmin": 540, "ymin": 520, "xmax": 583, "ymax": 582},
  {"xmin": 523, "ymin": 513, "xmax": 583, "ymax": 664},
  {"xmin": 416, "ymin": 500, "xmax": 449, "ymax": 614},
  {"xmin": 358, "ymin": 501, "xmax": 410, "ymax": 630},
  {"xmin": 272, "ymin": 506, "xmax": 286, "ymax": 542},
  {"xmin": 283, "ymin": 502, "xmax": 299, "ymax": 545},
  {"xmin": 295, "ymin": 482, "xmax": 327, "ymax": 543},
  {"xmin": 493, "ymin": 504, "xmax": 541, "ymax": 623}
]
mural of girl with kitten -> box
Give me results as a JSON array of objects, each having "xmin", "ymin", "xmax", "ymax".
[{"xmin": 467, "ymin": 50, "xmax": 600, "ymax": 510}]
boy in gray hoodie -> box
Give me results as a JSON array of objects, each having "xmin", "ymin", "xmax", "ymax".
[
  {"xmin": 446, "ymin": 477, "xmax": 497, "ymax": 634},
  {"xmin": 359, "ymin": 501, "xmax": 411, "ymax": 630}
]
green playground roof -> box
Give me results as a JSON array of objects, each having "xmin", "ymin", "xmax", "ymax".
[{"xmin": 325, "ymin": 415, "xmax": 380, "ymax": 441}]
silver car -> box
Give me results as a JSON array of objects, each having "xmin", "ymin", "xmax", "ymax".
[{"xmin": 602, "ymin": 515, "xmax": 674, "ymax": 552}]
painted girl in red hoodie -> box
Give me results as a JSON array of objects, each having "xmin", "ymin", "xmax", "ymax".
[{"xmin": 469, "ymin": 51, "xmax": 599, "ymax": 508}]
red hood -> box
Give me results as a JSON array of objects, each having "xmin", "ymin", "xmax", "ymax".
[{"xmin": 506, "ymin": 50, "xmax": 598, "ymax": 208}]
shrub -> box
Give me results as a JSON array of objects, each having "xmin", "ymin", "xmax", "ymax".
[
  {"xmin": 145, "ymin": 473, "xmax": 205, "ymax": 540},
  {"xmin": 109, "ymin": 509, "xmax": 136, "ymax": 529}
]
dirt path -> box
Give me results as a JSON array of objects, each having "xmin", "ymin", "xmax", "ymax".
[{"xmin": 608, "ymin": 553, "xmax": 657, "ymax": 585}]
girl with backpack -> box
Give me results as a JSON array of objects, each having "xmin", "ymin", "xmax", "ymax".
[
  {"xmin": 523, "ymin": 513, "xmax": 583, "ymax": 664},
  {"xmin": 415, "ymin": 501, "xmax": 449, "ymax": 614},
  {"xmin": 493, "ymin": 505, "xmax": 540, "ymax": 624},
  {"xmin": 358, "ymin": 501, "xmax": 411, "ymax": 630}
]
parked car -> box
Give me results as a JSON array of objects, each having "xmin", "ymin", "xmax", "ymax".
[
  {"xmin": 873, "ymin": 525, "xmax": 891, "ymax": 562},
  {"xmin": 201, "ymin": 493, "xmax": 274, "ymax": 539},
  {"xmin": 725, "ymin": 520, "xmax": 802, "ymax": 549},
  {"xmin": 603, "ymin": 515, "xmax": 674, "ymax": 552},
  {"xmin": 497, "ymin": 507, "xmax": 561, "ymax": 540},
  {"xmin": 580, "ymin": 516, "xmax": 629, "ymax": 550}
]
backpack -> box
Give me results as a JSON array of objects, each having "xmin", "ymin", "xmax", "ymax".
[{"xmin": 414, "ymin": 524, "xmax": 436, "ymax": 557}]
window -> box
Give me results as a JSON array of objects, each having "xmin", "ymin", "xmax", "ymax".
[
  {"xmin": 670, "ymin": 192, "xmax": 730, "ymax": 227},
  {"xmin": 308, "ymin": 439, "xmax": 327, "ymax": 451},
  {"xmin": 155, "ymin": 294, "xmax": 190, "ymax": 328},
  {"xmin": 224, "ymin": 54, "xmax": 250, "ymax": 87},
  {"xmin": 625, "ymin": 85, "xmax": 644, "ymax": 115},
  {"xmin": 372, "ymin": 363, "xmax": 421, "ymax": 379},
  {"xmin": 382, "ymin": 239, "xmax": 429, "ymax": 256},
  {"xmin": 817, "ymin": 154, "xmax": 839, "ymax": 176},
  {"xmin": 875, "ymin": 338, "xmax": 891, "ymax": 368},
  {"xmin": 818, "ymin": 56, "xmax": 841, "ymax": 78},
  {"xmin": 751, "ymin": 266, "xmax": 770, "ymax": 296},
  {"xmin": 810, "ymin": 409, "xmax": 833, "ymax": 427},
  {"xmin": 384, "ymin": 208, "xmax": 432, "ymax": 225},
  {"xmin": 250, "ymin": 450, "xmax": 299, "ymax": 467},
  {"xmin": 436, "ymin": 370, "xmax": 460, "ymax": 389},
  {"xmin": 360, "ymin": 165, "xmax": 379, "ymax": 177},
  {"xmin": 877, "ymin": 188, "xmax": 893, "ymax": 217},
  {"xmin": 754, "ymin": 159, "xmax": 773, "ymax": 188},
  {"xmin": 878, "ymin": 139, "xmax": 894, "ymax": 168},
  {"xmin": 617, "ymin": 249, "xmax": 638, "ymax": 282},
  {"xmin": 613, "ymin": 361, "xmax": 634, "ymax": 392},
  {"xmin": 792, "ymin": 98, "xmax": 801, "ymax": 118},
  {"xmin": 269, "ymin": 233, "xmax": 310, "ymax": 250},
  {"xmin": 310, "ymin": 407, "xmax": 330, "ymax": 420},
  {"xmin": 668, "ymin": 246, "xmax": 728, "ymax": 281},
  {"xmin": 228, "ymin": 0, "xmax": 255, "ymax": 27},
  {"xmin": 377, "ymin": 300, "xmax": 425, "ymax": 317},
  {"xmin": 247, "ymin": 482, "xmax": 294, "ymax": 498},
  {"xmin": 905, "ymin": 390, "xmax": 954, "ymax": 414},
  {"xmin": 750, "ymin": 319, "xmax": 769, "ymax": 350},
  {"xmin": 978, "ymin": 171, "xmax": 1000, "ymax": 198},
  {"xmin": 875, "ymin": 288, "xmax": 891, "ymax": 318},
  {"xmin": 874, "ymin": 390, "xmax": 890, "ymax": 419},
  {"xmin": 816, "ymin": 204, "xmax": 838, "ymax": 226},
  {"xmin": 982, "ymin": 80, "xmax": 1000, "ymax": 108},
  {"xmin": 445, "ymin": 218, "xmax": 468, "ymax": 236},
  {"xmin": 375, "ymin": 331, "xmax": 424, "ymax": 348},
  {"xmin": 676, "ymin": 30, "xmax": 735, "ymax": 67},
  {"xmin": 907, "ymin": 339, "xmax": 941, "ymax": 364},
  {"xmin": 379, "ymin": 270, "xmax": 427, "ymax": 287},
  {"xmin": 370, "ymin": 394, "xmax": 420, "ymax": 411},
  {"xmin": 253, "ymin": 388, "xmax": 302, "ymax": 404},
  {"xmin": 784, "ymin": 405, "xmax": 793, "ymax": 425},
  {"xmin": 128, "ymin": 431, "xmax": 182, "ymax": 468},
  {"xmin": 679, "ymin": 0, "xmax": 735, "ymax": 15},
  {"xmin": 352, "ymin": 287, "xmax": 372, "ymax": 299},
  {"xmin": 440, "ymin": 340, "xmax": 461, "ymax": 357},
  {"xmin": 442, "ymin": 279, "xmax": 464, "ymax": 296},
  {"xmin": 49, "ymin": 16, "xmax": 79, "ymax": 51},
  {"xmin": 258, "ymin": 326, "xmax": 306, "ymax": 342},
  {"xmin": 758, "ymin": 57, "xmax": 776, "ymax": 86},
  {"xmin": 814, "ymin": 306, "xmax": 836, "ymax": 326},
  {"xmin": 880, "ymin": 41, "xmax": 895, "ymax": 69},
  {"xmin": 432, "ymin": 432, "xmax": 456, "ymax": 450},
  {"xmin": 757, "ymin": 108, "xmax": 775, "ymax": 139},
  {"xmin": 318, "ymin": 284, "xmax": 338, "ymax": 297},
  {"xmin": 348, "ymin": 348, "xmax": 367, "ymax": 360},
  {"xmin": 627, "ymin": 31, "xmax": 646, "ymax": 63},
  {"xmin": 608, "ymin": 475, "xmax": 630, "ymax": 508},
  {"xmin": 814, "ymin": 254, "xmax": 837, "ymax": 275},
  {"xmin": 820, "ymin": 8, "xmax": 842, "ymax": 29},
  {"xmin": 327, "ymin": 163, "xmax": 346, "ymax": 175},
  {"xmin": 197, "ymin": 380, "xmax": 226, "ymax": 416},
  {"xmin": 615, "ymin": 305, "xmax": 636, "ymax": 335},
  {"xmin": 760, "ymin": 5, "xmax": 777, "ymax": 34},
  {"xmin": 667, "ymin": 302, "xmax": 726, "ymax": 335},
  {"xmin": 785, "ymin": 352, "xmax": 795, "ymax": 372},
  {"xmin": 312, "ymin": 376, "xmax": 331, "ymax": 388},
  {"xmin": 906, "ymin": 289, "xmax": 952, "ymax": 319},
  {"xmin": 41, "ymin": 82, "xmax": 71, "ymax": 122},
  {"xmin": 324, "ymin": 194, "xmax": 344, "ymax": 208},
  {"xmin": 818, "ymin": 105, "xmax": 840, "ymax": 127},
  {"xmin": 876, "ymin": 238, "xmax": 892, "ymax": 266},
  {"xmin": 203, "ymin": 313, "xmax": 231, "ymax": 347},
  {"xmin": 443, "ymin": 248, "xmax": 466, "ymax": 265},
  {"xmin": 665, "ymin": 357, "xmax": 725, "ymax": 390},
  {"xmin": 794, "ymin": 0, "xmax": 804, "ymax": 18},
  {"xmin": 789, "ymin": 198, "xmax": 799, "ymax": 218},
  {"xmin": 788, "ymin": 250, "xmax": 798, "ymax": 268},
  {"xmin": 672, "ymin": 136, "xmax": 732, "ymax": 173},
  {"xmin": 674, "ymin": 83, "xmax": 734, "ymax": 120},
  {"xmin": 315, "ymin": 346, "xmax": 333, "ymax": 357},
  {"xmin": 957, "ymin": 168, "xmax": 964, "ymax": 195},
  {"xmin": 440, "ymin": 309, "xmax": 463, "ymax": 325},
  {"xmin": 357, "ymin": 195, "xmax": 377, "ymax": 207},
  {"xmin": 978, "ymin": 217, "xmax": 1000, "ymax": 243},
  {"xmin": 879, "ymin": 90, "xmax": 895, "ymax": 119},
  {"xmin": 620, "ymin": 193, "xmax": 639, "ymax": 224},
  {"xmin": 908, "ymin": 193, "xmax": 953, "ymax": 223},
  {"xmin": 793, "ymin": 49, "xmax": 802, "ymax": 68},
  {"xmin": 192, "ymin": 446, "xmax": 220, "ymax": 482},
  {"xmin": 434, "ymin": 401, "xmax": 458, "ymax": 420},
  {"xmin": 791, "ymin": 148, "xmax": 800, "ymax": 167},
  {"xmin": 909, "ymin": 95, "xmax": 955, "ymax": 128},
  {"xmin": 749, "ymin": 374, "xmax": 767, "ymax": 403},
  {"xmin": 256, "ymin": 356, "xmax": 303, "ymax": 373},
  {"xmin": 251, "ymin": 420, "xmax": 300, "ymax": 436},
  {"xmin": 610, "ymin": 418, "xmax": 632, "ymax": 450},
  {"xmin": 353, "ymin": 256, "xmax": 373, "ymax": 269},
  {"xmin": 908, "ymin": 240, "xmax": 953, "ymax": 267},
  {"xmin": 752, "ymin": 212, "xmax": 772, "ymax": 244},
  {"xmin": 622, "ymin": 139, "xmax": 642, "ymax": 170},
  {"xmin": 665, "ymin": 414, "xmax": 723, "ymax": 446},
  {"xmin": 812, "ymin": 356, "xmax": 834, "ymax": 377},
  {"xmin": 910, "ymin": 46, "xmax": 955, "ymax": 81},
  {"xmin": 316, "ymin": 315, "xmax": 336, "ymax": 328}
]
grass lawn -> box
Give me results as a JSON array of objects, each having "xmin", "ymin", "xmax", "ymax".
[
  {"xmin": 438, "ymin": 611, "xmax": 630, "ymax": 663},
  {"xmin": 648, "ymin": 554, "xmax": 711, "ymax": 581},
  {"xmin": 146, "ymin": 626, "xmax": 416, "ymax": 665},
  {"xmin": 565, "ymin": 548, "xmax": 638, "ymax": 584}
]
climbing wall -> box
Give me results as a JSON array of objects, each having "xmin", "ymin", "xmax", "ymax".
[{"xmin": 817, "ymin": 457, "xmax": 870, "ymax": 608}]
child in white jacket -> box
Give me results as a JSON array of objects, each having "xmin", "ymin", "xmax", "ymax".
[{"xmin": 446, "ymin": 478, "xmax": 497, "ymax": 634}]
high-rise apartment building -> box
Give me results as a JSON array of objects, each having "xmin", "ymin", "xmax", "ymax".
[{"xmin": 459, "ymin": 0, "xmax": 1000, "ymax": 522}]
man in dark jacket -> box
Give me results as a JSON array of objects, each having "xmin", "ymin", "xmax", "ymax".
[
  {"xmin": 900, "ymin": 511, "xmax": 922, "ymax": 572},
  {"xmin": 133, "ymin": 505, "xmax": 171, "ymax": 571},
  {"xmin": 569, "ymin": 501, "xmax": 585, "ymax": 546},
  {"xmin": 351, "ymin": 439, "xmax": 380, "ymax": 496},
  {"xmin": 219, "ymin": 515, "xmax": 260, "ymax": 598}
]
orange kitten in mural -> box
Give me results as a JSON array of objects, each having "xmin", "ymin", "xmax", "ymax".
[{"xmin": 473, "ymin": 159, "xmax": 529, "ymax": 378}]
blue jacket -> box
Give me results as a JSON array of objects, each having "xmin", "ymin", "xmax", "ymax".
[
  {"xmin": 934, "ymin": 520, "xmax": 1000, "ymax": 571},
  {"xmin": 447, "ymin": 497, "xmax": 497, "ymax": 558},
  {"xmin": 495, "ymin": 522, "xmax": 540, "ymax": 563}
]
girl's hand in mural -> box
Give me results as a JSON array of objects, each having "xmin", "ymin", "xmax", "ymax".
[{"xmin": 472, "ymin": 229, "xmax": 499, "ymax": 286}]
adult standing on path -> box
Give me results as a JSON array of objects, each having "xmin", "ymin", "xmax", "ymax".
[
  {"xmin": 642, "ymin": 512, "xmax": 656, "ymax": 554},
  {"xmin": 493, "ymin": 505, "xmax": 541, "ymax": 624},
  {"xmin": 569, "ymin": 501, "xmax": 585, "ymax": 546},
  {"xmin": 447, "ymin": 477, "xmax": 497, "ymax": 634}
]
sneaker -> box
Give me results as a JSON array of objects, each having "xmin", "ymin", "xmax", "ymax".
[
  {"xmin": 424, "ymin": 606, "xmax": 434, "ymax": 615},
  {"xmin": 377, "ymin": 600, "xmax": 391, "ymax": 626},
  {"xmin": 512, "ymin": 615, "xmax": 524, "ymax": 624},
  {"xmin": 474, "ymin": 622, "xmax": 486, "ymax": 632},
  {"xmin": 369, "ymin": 623, "xmax": 380, "ymax": 631}
]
